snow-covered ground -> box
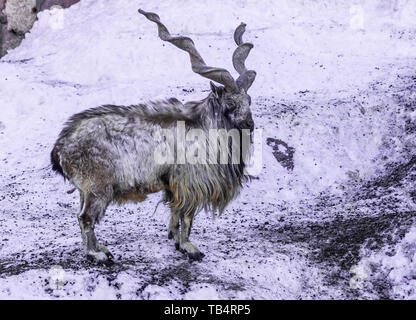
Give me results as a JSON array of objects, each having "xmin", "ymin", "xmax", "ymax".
[{"xmin": 0, "ymin": 0, "xmax": 415, "ymax": 299}]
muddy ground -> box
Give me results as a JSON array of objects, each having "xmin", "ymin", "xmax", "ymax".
[{"xmin": 1, "ymin": 68, "xmax": 415, "ymax": 299}]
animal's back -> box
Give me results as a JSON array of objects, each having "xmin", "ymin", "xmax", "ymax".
[{"xmin": 51, "ymin": 104, "xmax": 167, "ymax": 196}]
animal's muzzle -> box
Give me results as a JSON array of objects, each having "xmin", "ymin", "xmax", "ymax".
[{"xmin": 245, "ymin": 119, "xmax": 254, "ymax": 131}]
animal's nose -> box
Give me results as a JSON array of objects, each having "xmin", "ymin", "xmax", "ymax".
[{"xmin": 245, "ymin": 119, "xmax": 254, "ymax": 130}]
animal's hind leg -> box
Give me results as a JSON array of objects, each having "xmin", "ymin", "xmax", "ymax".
[
  {"xmin": 78, "ymin": 193, "xmax": 113, "ymax": 265},
  {"xmin": 179, "ymin": 211, "xmax": 204, "ymax": 261}
]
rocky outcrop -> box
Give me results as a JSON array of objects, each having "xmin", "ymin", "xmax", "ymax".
[
  {"xmin": 0, "ymin": 0, "xmax": 6, "ymax": 24},
  {"xmin": 1, "ymin": 0, "xmax": 36, "ymax": 57},
  {"xmin": 5, "ymin": 0, "xmax": 37, "ymax": 35},
  {"xmin": 0, "ymin": 0, "xmax": 80, "ymax": 57}
]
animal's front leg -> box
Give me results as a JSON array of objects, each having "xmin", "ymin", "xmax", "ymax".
[
  {"xmin": 179, "ymin": 212, "xmax": 205, "ymax": 261},
  {"xmin": 168, "ymin": 210, "xmax": 180, "ymax": 249}
]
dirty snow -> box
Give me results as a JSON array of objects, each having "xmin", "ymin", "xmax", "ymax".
[{"xmin": 0, "ymin": 0, "xmax": 416, "ymax": 299}]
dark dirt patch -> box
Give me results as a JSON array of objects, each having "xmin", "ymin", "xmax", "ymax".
[
  {"xmin": 354, "ymin": 155, "xmax": 416, "ymax": 201},
  {"xmin": 254, "ymin": 209, "xmax": 415, "ymax": 297},
  {"xmin": 266, "ymin": 137, "xmax": 295, "ymax": 170},
  {"xmin": 135, "ymin": 262, "xmax": 245, "ymax": 297},
  {"xmin": 255, "ymin": 210, "xmax": 415, "ymax": 268},
  {"xmin": 0, "ymin": 247, "xmax": 152, "ymax": 278}
]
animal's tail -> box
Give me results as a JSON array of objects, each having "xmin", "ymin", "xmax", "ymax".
[{"xmin": 50, "ymin": 146, "xmax": 65, "ymax": 178}]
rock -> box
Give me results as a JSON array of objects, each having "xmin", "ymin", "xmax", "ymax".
[
  {"xmin": 0, "ymin": 1, "xmax": 7, "ymax": 24},
  {"xmin": 5, "ymin": 0, "xmax": 37, "ymax": 35},
  {"xmin": 0, "ymin": 13, "xmax": 7, "ymax": 25},
  {"xmin": 1, "ymin": 23, "xmax": 23, "ymax": 57},
  {"xmin": 37, "ymin": 0, "xmax": 80, "ymax": 11},
  {"xmin": 0, "ymin": 0, "xmax": 80, "ymax": 58},
  {"xmin": 0, "ymin": 1, "xmax": 6, "ymax": 56}
]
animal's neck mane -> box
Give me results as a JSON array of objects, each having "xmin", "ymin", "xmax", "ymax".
[{"xmin": 145, "ymin": 93, "xmax": 251, "ymax": 216}]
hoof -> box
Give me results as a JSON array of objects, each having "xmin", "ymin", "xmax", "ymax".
[
  {"xmin": 104, "ymin": 251, "xmax": 114, "ymax": 260},
  {"xmin": 86, "ymin": 250, "xmax": 114, "ymax": 267},
  {"xmin": 174, "ymin": 242, "xmax": 181, "ymax": 251},
  {"xmin": 101, "ymin": 258, "xmax": 115, "ymax": 267},
  {"xmin": 187, "ymin": 251, "xmax": 205, "ymax": 262}
]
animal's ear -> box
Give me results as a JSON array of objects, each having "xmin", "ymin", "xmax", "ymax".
[{"xmin": 210, "ymin": 81, "xmax": 222, "ymax": 99}]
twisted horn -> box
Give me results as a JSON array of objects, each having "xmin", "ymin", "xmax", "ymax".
[
  {"xmin": 139, "ymin": 9, "xmax": 239, "ymax": 93},
  {"xmin": 232, "ymin": 22, "xmax": 256, "ymax": 92}
]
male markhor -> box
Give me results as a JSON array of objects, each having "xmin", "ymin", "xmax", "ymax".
[{"xmin": 51, "ymin": 9, "xmax": 257, "ymax": 264}]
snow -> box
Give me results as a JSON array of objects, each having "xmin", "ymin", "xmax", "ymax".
[
  {"xmin": 1, "ymin": 0, "xmax": 416, "ymax": 299},
  {"xmin": 354, "ymin": 226, "xmax": 416, "ymax": 299}
]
